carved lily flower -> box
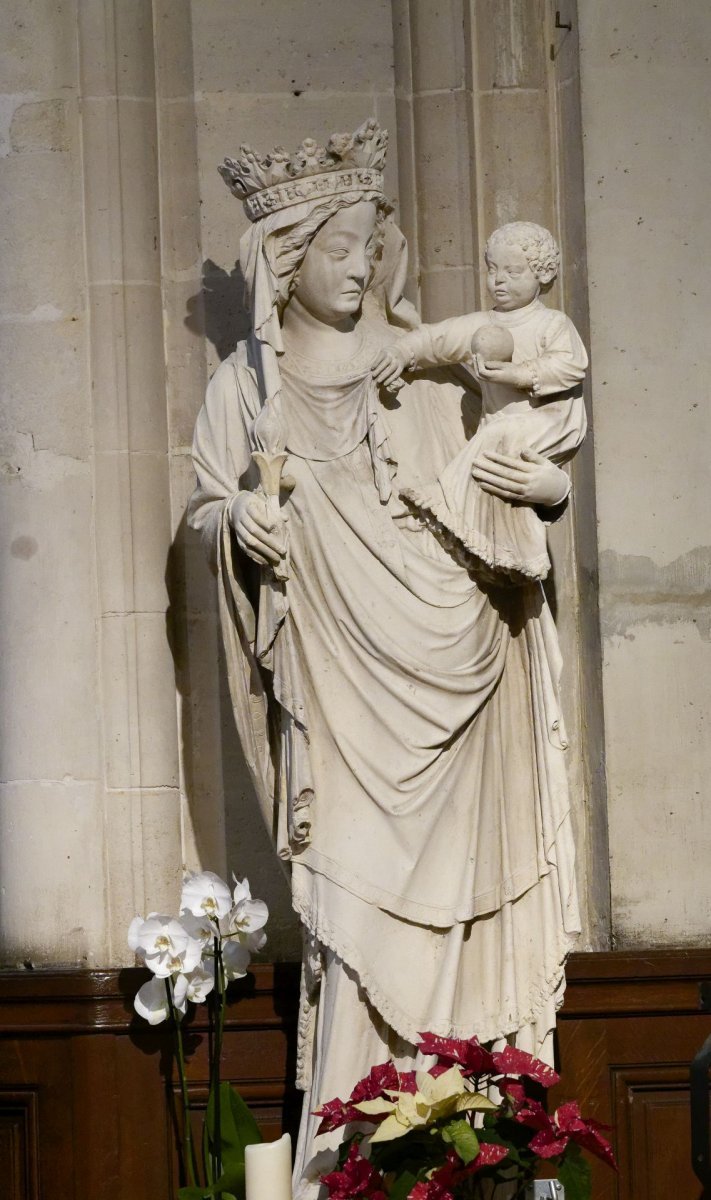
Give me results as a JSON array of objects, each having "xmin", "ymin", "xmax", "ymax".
[
  {"xmin": 128, "ymin": 913, "xmax": 203, "ymax": 978},
  {"xmin": 180, "ymin": 871, "xmax": 233, "ymax": 922},
  {"xmin": 356, "ymin": 1066, "xmax": 496, "ymax": 1143}
]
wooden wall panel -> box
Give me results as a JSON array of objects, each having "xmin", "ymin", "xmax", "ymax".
[
  {"xmin": 0, "ymin": 952, "xmax": 710, "ymax": 1199},
  {"xmin": 554, "ymin": 950, "xmax": 711, "ymax": 1200},
  {"xmin": 0, "ymin": 1090, "xmax": 39, "ymax": 1200}
]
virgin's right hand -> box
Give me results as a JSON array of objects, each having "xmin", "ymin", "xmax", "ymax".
[
  {"xmin": 372, "ymin": 344, "xmax": 408, "ymax": 387},
  {"xmin": 229, "ymin": 491, "xmax": 287, "ymax": 567}
]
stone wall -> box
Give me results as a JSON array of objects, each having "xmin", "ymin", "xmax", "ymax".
[
  {"xmin": 0, "ymin": 0, "xmax": 706, "ymax": 968},
  {"xmin": 579, "ymin": 0, "xmax": 711, "ymax": 945}
]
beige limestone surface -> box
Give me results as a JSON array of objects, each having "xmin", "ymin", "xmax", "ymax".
[
  {"xmin": 1, "ymin": 0, "xmax": 705, "ymax": 971},
  {"xmin": 580, "ymin": 0, "xmax": 711, "ymax": 944}
]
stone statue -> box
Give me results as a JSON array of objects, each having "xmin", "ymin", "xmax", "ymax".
[{"xmin": 188, "ymin": 120, "xmax": 584, "ymax": 1198}]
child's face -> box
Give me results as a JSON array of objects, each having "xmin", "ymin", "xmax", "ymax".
[{"xmin": 485, "ymin": 243, "xmax": 540, "ymax": 311}]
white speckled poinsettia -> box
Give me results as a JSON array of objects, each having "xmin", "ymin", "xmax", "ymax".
[{"xmin": 356, "ymin": 1066, "xmax": 496, "ymax": 1143}]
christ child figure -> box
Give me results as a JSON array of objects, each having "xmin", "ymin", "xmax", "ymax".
[{"xmin": 372, "ymin": 221, "xmax": 588, "ymax": 583}]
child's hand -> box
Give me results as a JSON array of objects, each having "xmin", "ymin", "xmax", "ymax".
[
  {"xmin": 474, "ymin": 356, "xmax": 534, "ymax": 390},
  {"xmin": 372, "ymin": 344, "xmax": 409, "ymax": 388}
]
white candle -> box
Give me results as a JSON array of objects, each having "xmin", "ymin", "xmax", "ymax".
[{"xmin": 245, "ymin": 1132, "xmax": 293, "ymax": 1200}]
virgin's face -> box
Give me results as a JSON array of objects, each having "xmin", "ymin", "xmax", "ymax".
[
  {"xmin": 485, "ymin": 242, "xmax": 540, "ymax": 311},
  {"xmin": 291, "ymin": 201, "xmax": 378, "ymax": 326}
]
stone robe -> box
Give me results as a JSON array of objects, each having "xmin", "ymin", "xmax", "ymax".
[{"xmin": 188, "ymin": 315, "xmax": 582, "ymax": 1192}]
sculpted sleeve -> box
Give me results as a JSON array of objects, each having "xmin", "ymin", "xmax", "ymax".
[
  {"xmin": 533, "ymin": 312, "xmax": 588, "ymax": 396},
  {"xmin": 188, "ymin": 354, "xmax": 257, "ymax": 571},
  {"xmin": 187, "ymin": 350, "xmax": 277, "ymax": 836},
  {"xmin": 397, "ymin": 313, "xmax": 485, "ymax": 369}
]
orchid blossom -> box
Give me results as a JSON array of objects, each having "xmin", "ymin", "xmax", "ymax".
[{"xmin": 128, "ymin": 913, "xmax": 203, "ymax": 978}]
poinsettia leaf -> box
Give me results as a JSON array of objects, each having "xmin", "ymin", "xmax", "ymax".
[
  {"xmin": 417, "ymin": 1033, "xmax": 495, "ymax": 1076},
  {"xmin": 493, "ymin": 1045, "xmax": 560, "ymax": 1088},
  {"xmin": 351, "ymin": 1061, "xmax": 401, "ymax": 1102},
  {"xmin": 474, "ymin": 1143, "xmax": 509, "ymax": 1168},
  {"xmin": 440, "ymin": 1118, "xmax": 480, "ymax": 1165},
  {"xmin": 407, "ymin": 1181, "xmax": 453, "ymax": 1200},
  {"xmin": 558, "ymin": 1143, "xmax": 593, "ymax": 1200}
]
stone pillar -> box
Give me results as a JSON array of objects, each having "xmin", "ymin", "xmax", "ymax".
[
  {"xmin": 0, "ymin": 0, "xmax": 106, "ymax": 964},
  {"xmin": 78, "ymin": 0, "xmax": 183, "ymax": 959},
  {"xmin": 0, "ymin": 0, "xmax": 184, "ymax": 966}
]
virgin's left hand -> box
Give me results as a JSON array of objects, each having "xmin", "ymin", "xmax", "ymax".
[{"xmin": 471, "ymin": 448, "xmax": 570, "ymax": 507}]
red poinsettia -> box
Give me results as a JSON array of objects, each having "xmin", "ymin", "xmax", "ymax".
[
  {"xmin": 515, "ymin": 1098, "xmax": 617, "ymax": 1169},
  {"xmin": 315, "ymin": 1061, "xmax": 418, "ymax": 1134},
  {"xmin": 417, "ymin": 1033, "xmax": 559, "ymax": 1089},
  {"xmin": 408, "ymin": 1144, "xmax": 510, "ymax": 1200},
  {"xmin": 322, "ymin": 1142, "xmax": 388, "ymax": 1200}
]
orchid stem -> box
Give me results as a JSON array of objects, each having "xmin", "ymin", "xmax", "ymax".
[
  {"xmin": 211, "ymin": 935, "xmax": 225, "ymax": 1181},
  {"xmin": 166, "ymin": 979, "xmax": 199, "ymax": 1188}
]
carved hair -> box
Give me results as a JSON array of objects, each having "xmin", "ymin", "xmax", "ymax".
[
  {"xmin": 485, "ymin": 221, "xmax": 560, "ymax": 285},
  {"xmin": 273, "ymin": 193, "xmax": 391, "ymax": 315}
]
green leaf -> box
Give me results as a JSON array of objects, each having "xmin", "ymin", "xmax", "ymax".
[
  {"xmin": 178, "ymin": 1189, "xmax": 210, "ymax": 1200},
  {"xmin": 387, "ymin": 1168, "xmax": 421, "ymax": 1200},
  {"xmin": 558, "ymin": 1143, "xmax": 592, "ymax": 1200},
  {"xmin": 203, "ymin": 1163, "xmax": 245, "ymax": 1197},
  {"xmin": 205, "ymin": 1082, "xmax": 262, "ymax": 1173},
  {"xmin": 440, "ymin": 1118, "xmax": 480, "ymax": 1165}
]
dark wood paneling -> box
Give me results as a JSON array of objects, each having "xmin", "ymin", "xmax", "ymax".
[
  {"xmin": 552, "ymin": 950, "xmax": 711, "ymax": 1200},
  {"xmin": 0, "ymin": 952, "xmax": 709, "ymax": 1199},
  {"xmin": 0, "ymin": 1090, "xmax": 39, "ymax": 1200},
  {"xmin": 0, "ymin": 964, "xmax": 300, "ymax": 1200}
]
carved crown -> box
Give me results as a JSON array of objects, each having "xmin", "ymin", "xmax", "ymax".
[{"xmin": 219, "ymin": 118, "xmax": 388, "ymax": 221}]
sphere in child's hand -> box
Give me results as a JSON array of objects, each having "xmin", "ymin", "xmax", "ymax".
[{"xmin": 471, "ymin": 324, "xmax": 515, "ymax": 362}]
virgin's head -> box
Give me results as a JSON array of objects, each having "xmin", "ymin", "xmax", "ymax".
[{"xmin": 274, "ymin": 197, "xmax": 390, "ymax": 327}]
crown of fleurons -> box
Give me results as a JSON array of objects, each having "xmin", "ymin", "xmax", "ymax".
[{"xmin": 219, "ymin": 118, "xmax": 388, "ymax": 222}]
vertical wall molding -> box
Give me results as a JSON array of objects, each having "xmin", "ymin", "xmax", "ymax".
[{"xmin": 78, "ymin": 0, "xmax": 183, "ymax": 955}]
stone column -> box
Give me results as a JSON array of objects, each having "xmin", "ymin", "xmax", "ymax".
[{"xmin": 77, "ymin": 0, "xmax": 184, "ymax": 960}]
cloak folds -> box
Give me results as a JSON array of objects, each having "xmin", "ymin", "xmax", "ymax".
[{"xmin": 189, "ymin": 320, "xmax": 581, "ymax": 1061}]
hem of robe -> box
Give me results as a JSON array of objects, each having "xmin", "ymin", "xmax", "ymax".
[
  {"xmin": 400, "ymin": 481, "xmax": 551, "ymax": 584},
  {"xmin": 293, "ymin": 829, "xmax": 567, "ymax": 926},
  {"xmin": 291, "ymin": 859, "xmax": 580, "ymax": 1052},
  {"xmin": 291, "ymin": 959, "xmax": 567, "ymax": 1200}
]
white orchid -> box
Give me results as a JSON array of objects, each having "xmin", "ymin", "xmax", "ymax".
[
  {"xmin": 246, "ymin": 927, "xmax": 267, "ymax": 953},
  {"xmin": 356, "ymin": 1066, "xmax": 497, "ymax": 1143},
  {"xmin": 222, "ymin": 938, "xmax": 251, "ymax": 980},
  {"xmin": 173, "ymin": 965, "xmax": 215, "ymax": 1013},
  {"xmin": 228, "ymin": 876, "xmax": 269, "ymax": 940},
  {"xmin": 180, "ymin": 909, "xmax": 216, "ymax": 949},
  {"xmin": 134, "ymin": 975, "xmax": 171, "ymax": 1025},
  {"xmin": 180, "ymin": 870, "xmax": 233, "ymax": 922},
  {"xmin": 128, "ymin": 913, "xmax": 203, "ymax": 978}
]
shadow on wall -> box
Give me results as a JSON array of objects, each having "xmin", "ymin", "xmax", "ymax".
[
  {"xmin": 185, "ymin": 258, "xmax": 251, "ymax": 362},
  {"xmin": 164, "ymin": 257, "xmax": 299, "ymax": 955}
]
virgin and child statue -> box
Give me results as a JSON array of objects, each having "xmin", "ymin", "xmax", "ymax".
[{"xmin": 188, "ymin": 120, "xmax": 585, "ymax": 1198}]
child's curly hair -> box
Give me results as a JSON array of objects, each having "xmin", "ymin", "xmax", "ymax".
[{"xmin": 485, "ymin": 221, "xmax": 560, "ymax": 285}]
